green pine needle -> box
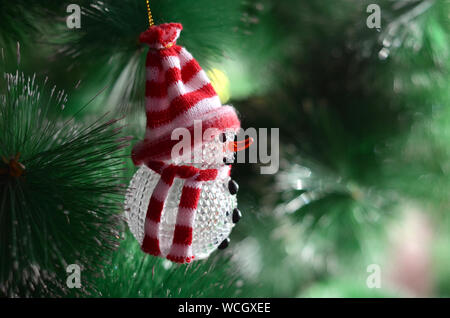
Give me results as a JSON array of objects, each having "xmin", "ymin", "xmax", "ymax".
[
  {"xmin": 85, "ymin": 231, "xmax": 240, "ymax": 298},
  {"xmin": 0, "ymin": 1, "xmax": 67, "ymax": 57},
  {"xmin": 0, "ymin": 71, "xmax": 129, "ymax": 297},
  {"xmin": 52, "ymin": 0, "xmax": 244, "ymax": 115}
]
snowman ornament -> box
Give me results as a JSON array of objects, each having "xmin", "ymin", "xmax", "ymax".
[{"xmin": 125, "ymin": 23, "xmax": 244, "ymax": 264}]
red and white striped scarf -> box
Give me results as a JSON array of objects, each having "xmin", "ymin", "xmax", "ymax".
[{"xmin": 141, "ymin": 160, "xmax": 231, "ymax": 264}]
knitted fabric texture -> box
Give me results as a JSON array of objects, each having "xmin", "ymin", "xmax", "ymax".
[
  {"xmin": 132, "ymin": 23, "xmax": 241, "ymax": 164},
  {"xmin": 132, "ymin": 23, "xmax": 240, "ymax": 264}
]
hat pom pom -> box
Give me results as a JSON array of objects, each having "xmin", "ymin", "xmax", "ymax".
[{"xmin": 140, "ymin": 23, "xmax": 183, "ymax": 49}]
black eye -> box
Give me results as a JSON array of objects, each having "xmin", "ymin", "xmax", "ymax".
[{"xmin": 220, "ymin": 133, "xmax": 227, "ymax": 143}]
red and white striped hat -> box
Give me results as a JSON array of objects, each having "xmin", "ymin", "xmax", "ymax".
[{"xmin": 132, "ymin": 23, "xmax": 241, "ymax": 165}]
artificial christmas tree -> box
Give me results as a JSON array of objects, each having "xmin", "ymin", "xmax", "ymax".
[{"xmin": 1, "ymin": 0, "xmax": 449, "ymax": 299}]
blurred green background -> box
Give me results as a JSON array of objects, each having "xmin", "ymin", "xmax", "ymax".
[{"xmin": 1, "ymin": 0, "xmax": 449, "ymax": 297}]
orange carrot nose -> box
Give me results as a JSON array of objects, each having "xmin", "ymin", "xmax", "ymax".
[{"xmin": 224, "ymin": 137, "xmax": 254, "ymax": 153}]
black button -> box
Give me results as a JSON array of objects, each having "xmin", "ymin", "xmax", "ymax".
[
  {"xmin": 228, "ymin": 180, "xmax": 239, "ymax": 195},
  {"xmin": 218, "ymin": 238, "xmax": 230, "ymax": 250},
  {"xmin": 232, "ymin": 208, "xmax": 242, "ymax": 224}
]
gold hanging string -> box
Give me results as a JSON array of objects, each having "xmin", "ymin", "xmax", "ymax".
[{"xmin": 146, "ymin": 0, "xmax": 155, "ymax": 27}]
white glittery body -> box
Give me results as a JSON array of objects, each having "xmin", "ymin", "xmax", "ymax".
[{"xmin": 125, "ymin": 132, "xmax": 237, "ymax": 260}]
